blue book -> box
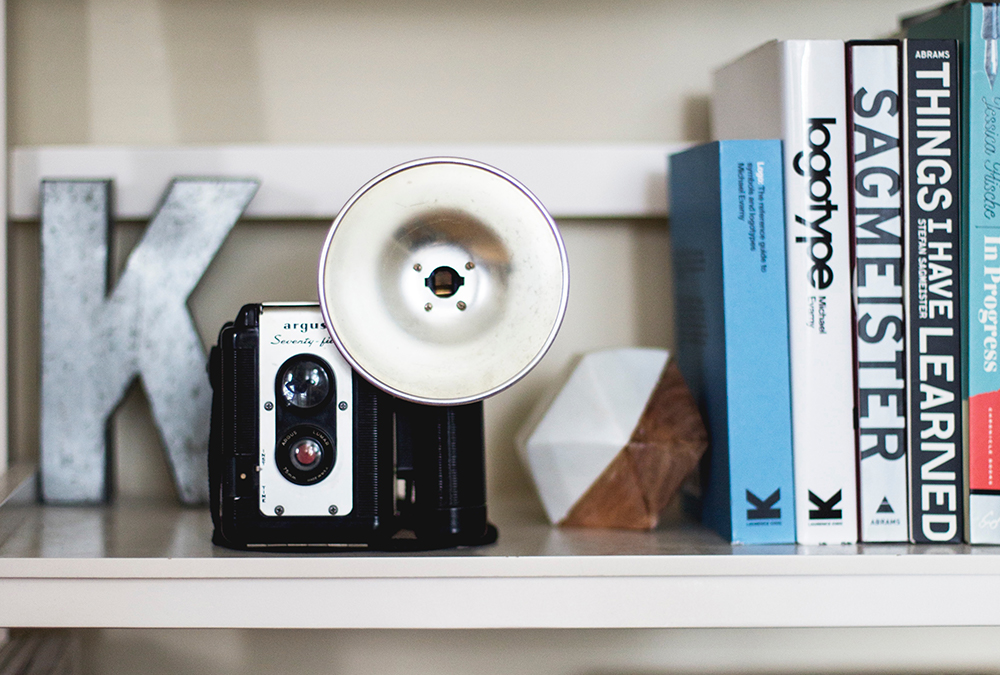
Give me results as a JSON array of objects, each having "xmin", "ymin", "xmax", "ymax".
[{"xmin": 670, "ymin": 140, "xmax": 795, "ymax": 544}]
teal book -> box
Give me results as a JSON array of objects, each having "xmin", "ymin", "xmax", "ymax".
[
  {"xmin": 906, "ymin": 3, "xmax": 995, "ymax": 543},
  {"xmin": 670, "ymin": 140, "xmax": 795, "ymax": 544}
]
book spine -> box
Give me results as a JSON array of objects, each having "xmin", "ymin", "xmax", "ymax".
[
  {"xmin": 903, "ymin": 39, "xmax": 964, "ymax": 543},
  {"xmin": 718, "ymin": 141, "xmax": 796, "ymax": 544},
  {"xmin": 963, "ymin": 7, "xmax": 1000, "ymax": 543},
  {"xmin": 669, "ymin": 143, "xmax": 732, "ymax": 541},
  {"xmin": 781, "ymin": 41, "xmax": 859, "ymax": 544},
  {"xmin": 670, "ymin": 140, "xmax": 796, "ymax": 544},
  {"xmin": 848, "ymin": 41, "xmax": 909, "ymax": 542}
]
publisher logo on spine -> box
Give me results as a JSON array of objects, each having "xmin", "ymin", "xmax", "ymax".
[
  {"xmin": 793, "ymin": 118, "xmax": 839, "ymax": 290},
  {"xmin": 808, "ymin": 489, "xmax": 843, "ymax": 520},
  {"xmin": 746, "ymin": 489, "xmax": 781, "ymax": 522}
]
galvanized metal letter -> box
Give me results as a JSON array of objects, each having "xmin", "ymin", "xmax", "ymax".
[{"xmin": 40, "ymin": 179, "xmax": 258, "ymax": 503}]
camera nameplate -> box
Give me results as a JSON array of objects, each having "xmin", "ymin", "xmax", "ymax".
[{"xmin": 257, "ymin": 304, "xmax": 354, "ymax": 517}]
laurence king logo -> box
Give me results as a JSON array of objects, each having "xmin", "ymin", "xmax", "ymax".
[
  {"xmin": 793, "ymin": 118, "xmax": 839, "ymax": 290},
  {"xmin": 808, "ymin": 490, "xmax": 843, "ymax": 520},
  {"xmin": 746, "ymin": 489, "xmax": 781, "ymax": 521}
]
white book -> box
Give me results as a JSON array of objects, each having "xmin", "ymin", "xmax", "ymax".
[
  {"xmin": 847, "ymin": 42, "xmax": 908, "ymax": 542},
  {"xmin": 713, "ymin": 40, "xmax": 858, "ymax": 544}
]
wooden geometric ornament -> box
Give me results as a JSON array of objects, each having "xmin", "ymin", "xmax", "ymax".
[{"xmin": 517, "ymin": 348, "xmax": 708, "ymax": 529}]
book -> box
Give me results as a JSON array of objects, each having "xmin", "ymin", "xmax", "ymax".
[
  {"xmin": 670, "ymin": 140, "xmax": 796, "ymax": 544},
  {"xmin": 847, "ymin": 40, "xmax": 909, "ymax": 542},
  {"xmin": 713, "ymin": 40, "xmax": 858, "ymax": 544},
  {"xmin": 906, "ymin": 6, "xmax": 992, "ymax": 542},
  {"xmin": 901, "ymin": 39, "xmax": 964, "ymax": 544}
]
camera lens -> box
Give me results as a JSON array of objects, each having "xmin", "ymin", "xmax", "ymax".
[
  {"xmin": 290, "ymin": 438, "xmax": 322, "ymax": 471},
  {"xmin": 279, "ymin": 358, "xmax": 332, "ymax": 410},
  {"xmin": 275, "ymin": 425, "xmax": 336, "ymax": 485}
]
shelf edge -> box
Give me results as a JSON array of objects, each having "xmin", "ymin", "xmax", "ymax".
[{"xmin": 9, "ymin": 143, "xmax": 691, "ymax": 221}]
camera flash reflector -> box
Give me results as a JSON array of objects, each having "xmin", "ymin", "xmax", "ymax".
[{"xmin": 318, "ymin": 158, "xmax": 569, "ymax": 405}]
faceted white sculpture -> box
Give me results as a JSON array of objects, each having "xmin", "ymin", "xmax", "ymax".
[{"xmin": 517, "ymin": 348, "xmax": 707, "ymax": 529}]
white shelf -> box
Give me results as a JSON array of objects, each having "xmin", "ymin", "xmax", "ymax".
[
  {"xmin": 6, "ymin": 141, "xmax": 998, "ymax": 632},
  {"xmin": 8, "ymin": 143, "xmax": 689, "ymax": 221},
  {"xmin": 0, "ymin": 471, "xmax": 999, "ymax": 629}
]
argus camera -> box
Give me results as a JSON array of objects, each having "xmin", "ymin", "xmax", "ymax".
[
  {"xmin": 208, "ymin": 302, "xmax": 492, "ymax": 549},
  {"xmin": 208, "ymin": 158, "xmax": 569, "ymax": 550}
]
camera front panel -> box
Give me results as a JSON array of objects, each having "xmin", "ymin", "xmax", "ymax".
[{"xmin": 258, "ymin": 304, "xmax": 354, "ymax": 517}]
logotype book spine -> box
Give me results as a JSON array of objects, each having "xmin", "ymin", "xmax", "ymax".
[
  {"xmin": 847, "ymin": 40, "xmax": 909, "ymax": 542},
  {"xmin": 907, "ymin": 6, "xmax": 994, "ymax": 542},
  {"xmin": 669, "ymin": 140, "xmax": 796, "ymax": 544},
  {"xmin": 713, "ymin": 40, "xmax": 858, "ymax": 544},
  {"xmin": 902, "ymin": 39, "xmax": 964, "ymax": 544}
]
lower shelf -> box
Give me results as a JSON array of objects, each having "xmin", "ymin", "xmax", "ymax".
[{"xmin": 0, "ymin": 469, "xmax": 998, "ymax": 629}]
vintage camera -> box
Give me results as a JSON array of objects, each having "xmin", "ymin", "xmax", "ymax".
[
  {"xmin": 208, "ymin": 302, "xmax": 492, "ymax": 549},
  {"xmin": 208, "ymin": 158, "xmax": 569, "ymax": 550}
]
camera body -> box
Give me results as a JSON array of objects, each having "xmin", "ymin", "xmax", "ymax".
[{"xmin": 208, "ymin": 302, "xmax": 491, "ymax": 550}]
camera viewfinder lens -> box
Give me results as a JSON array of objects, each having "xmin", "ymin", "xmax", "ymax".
[{"xmin": 280, "ymin": 359, "xmax": 331, "ymax": 409}]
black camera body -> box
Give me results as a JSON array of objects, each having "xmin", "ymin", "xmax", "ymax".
[{"xmin": 208, "ymin": 303, "xmax": 494, "ymax": 550}]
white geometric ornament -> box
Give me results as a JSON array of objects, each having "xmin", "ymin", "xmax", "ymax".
[{"xmin": 517, "ymin": 348, "xmax": 707, "ymax": 529}]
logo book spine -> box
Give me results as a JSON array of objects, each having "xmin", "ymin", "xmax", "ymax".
[
  {"xmin": 669, "ymin": 140, "xmax": 795, "ymax": 544},
  {"xmin": 781, "ymin": 41, "xmax": 859, "ymax": 544}
]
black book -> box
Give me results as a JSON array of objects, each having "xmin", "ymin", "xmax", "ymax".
[{"xmin": 903, "ymin": 38, "xmax": 964, "ymax": 544}]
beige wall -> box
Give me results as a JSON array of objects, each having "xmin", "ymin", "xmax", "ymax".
[
  {"xmin": 12, "ymin": 0, "xmax": 996, "ymax": 673},
  {"xmin": 8, "ymin": 0, "xmax": 915, "ymax": 147}
]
